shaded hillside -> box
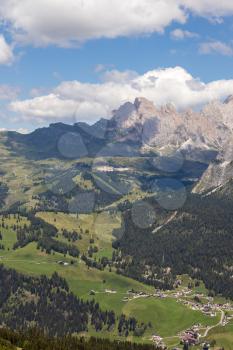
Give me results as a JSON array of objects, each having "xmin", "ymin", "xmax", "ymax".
[
  {"xmin": 114, "ymin": 189, "xmax": 233, "ymax": 298},
  {"xmin": 0, "ymin": 328, "xmax": 155, "ymax": 350},
  {"xmin": 0, "ymin": 265, "xmax": 134, "ymax": 336},
  {"xmin": 4, "ymin": 122, "xmax": 107, "ymax": 160}
]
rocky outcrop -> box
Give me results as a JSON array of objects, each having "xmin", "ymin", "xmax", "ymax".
[{"xmin": 111, "ymin": 97, "xmax": 231, "ymax": 158}]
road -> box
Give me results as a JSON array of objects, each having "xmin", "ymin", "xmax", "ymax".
[{"xmin": 201, "ymin": 310, "xmax": 225, "ymax": 338}]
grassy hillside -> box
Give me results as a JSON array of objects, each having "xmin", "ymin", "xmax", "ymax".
[
  {"xmin": 206, "ymin": 321, "xmax": 233, "ymax": 350},
  {"xmin": 36, "ymin": 211, "xmax": 121, "ymax": 258},
  {"xmin": 0, "ymin": 212, "xmax": 223, "ymax": 348}
]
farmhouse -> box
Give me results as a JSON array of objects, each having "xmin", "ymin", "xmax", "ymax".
[
  {"xmin": 151, "ymin": 335, "xmax": 166, "ymax": 349},
  {"xmin": 105, "ymin": 289, "xmax": 117, "ymax": 294},
  {"xmin": 57, "ymin": 260, "xmax": 69, "ymax": 266},
  {"xmin": 181, "ymin": 328, "xmax": 199, "ymax": 346}
]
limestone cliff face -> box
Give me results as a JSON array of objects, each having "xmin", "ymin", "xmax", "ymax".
[
  {"xmin": 6, "ymin": 95, "xmax": 233, "ymax": 192},
  {"xmin": 193, "ymin": 160, "xmax": 233, "ymax": 193},
  {"xmin": 112, "ymin": 96, "xmax": 231, "ymax": 155},
  {"xmin": 111, "ymin": 96, "xmax": 233, "ymax": 193},
  {"xmin": 193, "ymin": 137, "xmax": 233, "ymax": 194}
]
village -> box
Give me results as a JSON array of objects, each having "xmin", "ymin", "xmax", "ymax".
[
  {"xmin": 120, "ymin": 287, "xmax": 233, "ymax": 349},
  {"xmin": 85, "ymin": 283, "xmax": 233, "ymax": 349}
]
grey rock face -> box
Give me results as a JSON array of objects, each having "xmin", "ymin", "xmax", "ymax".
[{"xmin": 111, "ymin": 96, "xmax": 233, "ymax": 192}]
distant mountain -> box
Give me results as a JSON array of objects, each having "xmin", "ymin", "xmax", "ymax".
[
  {"xmin": 4, "ymin": 121, "xmax": 107, "ymax": 159},
  {"xmin": 2, "ymin": 95, "xmax": 233, "ymax": 194},
  {"xmin": 111, "ymin": 97, "xmax": 232, "ymax": 161},
  {"xmin": 194, "ymin": 114, "xmax": 233, "ymax": 194},
  {"xmin": 4, "ymin": 96, "xmax": 233, "ymax": 159}
]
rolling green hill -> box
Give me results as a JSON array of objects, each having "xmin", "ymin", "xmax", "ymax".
[{"xmin": 0, "ymin": 212, "xmax": 225, "ymax": 348}]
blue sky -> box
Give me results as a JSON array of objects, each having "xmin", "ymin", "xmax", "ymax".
[{"xmin": 1, "ymin": 1, "xmax": 233, "ymax": 132}]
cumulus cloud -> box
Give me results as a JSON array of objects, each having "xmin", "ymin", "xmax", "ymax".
[
  {"xmin": 0, "ymin": 1, "xmax": 233, "ymax": 48},
  {"xmin": 102, "ymin": 70, "xmax": 139, "ymax": 83},
  {"xmin": 170, "ymin": 29, "xmax": 199, "ymax": 40},
  {"xmin": 10, "ymin": 93, "xmax": 108, "ymax": 124},
  {"xmin": 94, "ymin": 64, "xmax": 115, "ymax": 73},
  {"xmin": 0, "ymin": 0, "xmax": 186, "ymax": 47},
  {"xmin": 199, "ymin": 41, "xmax": 233, "ymax": 56},
  {"xmin": 182, "ymin": 0, "xmax": 233, "ymax": 17},
  {"xmin": 9, "ymin": 66, "xmax": 233, "ymax": 124},
  {"xmin": 0, "ymin": 84, "xmax": 19, "ymax": 99},
  {"xmin": 0, "ymin": 35, "xmax": 14, "ymax": 64}
]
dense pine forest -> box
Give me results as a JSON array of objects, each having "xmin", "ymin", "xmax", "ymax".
[
  {"xmin": 114, "ymin": 191, "xmax": 233, "ymax": 299},
  {"xmin": 0, "ymin": 213, "xmax": 80, "ymax": 257},
  {"xmin": 0, "ymin": 328, "xmax": 155, "ymax": 350},
  {"xmin": 0, "ymin": 265, "xmax": 143, "ymax": 337}
]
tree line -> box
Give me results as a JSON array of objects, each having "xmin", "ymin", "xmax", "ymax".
[
  {"xmin": 0, "ymin": 265, "xmax": 147, "ymax": 338},
  {"xmin": 113, "ymin": 192, "xmax": 233, "ymax": 299},
  {"xmin": 0, "ymin": 327, "xmax": 156, "ymax": 350}
]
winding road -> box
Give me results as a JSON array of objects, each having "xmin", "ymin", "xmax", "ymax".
[{"xmin": 201, "ymin": 310, "xmax": 225, "ymax": 338}]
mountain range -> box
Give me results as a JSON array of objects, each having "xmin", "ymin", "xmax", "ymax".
[{"xmin": 2, "ymin": 95, "xmax": 233, "ymax": 197}]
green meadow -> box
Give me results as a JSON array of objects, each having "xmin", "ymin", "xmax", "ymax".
[{"xmin": 0, "ymin": 212, "xmax": 223, "ymax": 347}]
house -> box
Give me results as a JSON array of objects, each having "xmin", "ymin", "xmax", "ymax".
[
  {"xmin": 181, "ymin": 329, "xmax": 199, "ymax": 346},
  {"xmin": 105, "ymin": 289, "xmax": 117, "ymax": 294},
  {"xmin": 57, "ymin": 260, "xmax": 69, "ymax": 266},
  {"xmin": 151, "ymin": 335, "xmax": 167, "ymax": 349},
  {"xmin": 181, "ymin": 334, "xmax": 196, "ymax": 345}
]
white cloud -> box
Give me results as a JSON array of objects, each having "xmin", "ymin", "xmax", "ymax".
[
  {"xmin": 9, "ymin": 66, "xmax": 233, "ymax": 124},
  {"xmin": 10, "ymin": 93, "xmax": 78, "ymax": 119},
  {"xmin": 0, "ymin": 1, "xmax": 233, "ymax": 48},
  {"xmin": 9, "ymin": 92, "xmax": 109, "ymax": 124},
  {"xmin": 95, "ymin": 64, "xmax": 107, "ymax": 73},
  {"xmin": 17, "ymin": 128, "xmax": 29, "ymax": 134},
  {"xmin": 94, "ymin": 64, "xmax": 115, "ymax": 73},
  {"xmin": 0, "ymin": 1, "xmax": 233, "ymax": 49},
  {"xmin": 0, "ymin": 0, "xmax": 186, "ymax": 47},
  {"xmin": 199, "ymin": 41, "xmax": 233, "ymax": 56},
  {"xmin": 0, "ymin": 35, "xmax": 14, "ymax": 64},
  {"xmin": 170, "ymin": 29, "xmax": 199, "ymax": 40},
  {"xmin": 0, "ymin": 127, "xmax": 29, "ymax": 134},
  {"xmin": 102, "ymin": 70, "xmax": 139, "ymax": 83},
  {"xmin": 0, "ymin": 84, "xmax": 19, "ymax": 99},
  {"xmin": 182, "ymin": 1, "xmax": 233, "ymax": 17}
]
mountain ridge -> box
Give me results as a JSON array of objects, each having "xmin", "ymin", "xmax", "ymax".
[{"xmin": 2, "ymin": 95, "xmax": 233, "ymax": 193}]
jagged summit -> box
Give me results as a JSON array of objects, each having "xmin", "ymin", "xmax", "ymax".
[
  {"xmin": 134, "ymin": 97, "xmax": 157, "ymax": 112},
  {"xmin": 110, "ymin": 96, "xmax": 231, "ymax": 155},
  {"xmin": 5, "ymin": 95, "xmax": 233, "ymax": 192},
  {"xmin": 112, "ymin": 97, "xmax": 157, "ymax": 130}
]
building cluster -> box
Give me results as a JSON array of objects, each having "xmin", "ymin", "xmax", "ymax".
[
  {"xmin": 122, "ymin": 290, "xmax": 168, "ymax": 302},
  {"xmin": 172, "ymin": 288, "xmax": 192, "ymax": 298},
  {"xmin": 151, "ymin": 335, "xmax": 166, "ymax": 349},
  {"xmin": 180, "ymin": 326, "xmax": 200, "ymax": 346},
  {"xmin": 120, "ymin": 285, "xmax": 233, "ymax": 349}
]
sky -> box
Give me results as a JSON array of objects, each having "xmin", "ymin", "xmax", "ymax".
[{"xmin": 2, "ymin": 1, "xmax": 233, "ymax": 132}]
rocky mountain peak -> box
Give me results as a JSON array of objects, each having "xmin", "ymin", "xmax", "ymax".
[
  {"xmin": 110, "ymin": 96, "xmax": 233, "ymax": 152},
  {"xmin": 112, "ymin": 97, "xmax": 158, "ymax": 131},
  {"xmin": 160, "ymin": 102, "xmax": 176, "ymax": 114},
  {"xmin": 134, "ymin": 97, "xmax": 157, "ymax": 113}
]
